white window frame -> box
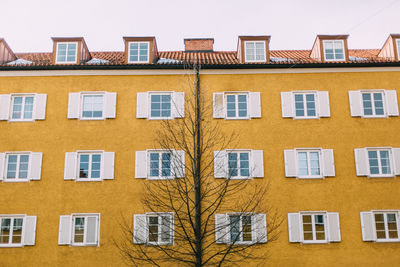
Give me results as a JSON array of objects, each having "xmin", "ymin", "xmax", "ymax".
[
  {"xmin": 9, "ymin": 94, "xmax": 35, "ymax": 122},
  {"xmin": 0, "ymin": 215, "xmax": 25, "ymax": 247},
  {"xmin": 128, "ymin": 41, "xmax": 150, "ymax": 63},
  {"xmin": 360, "ymin": 90, "xmax": 386, "ymax": 118},
  {"xmin": 71, "ymin": 213, "xmax": 100, "ymax": 247},
  {"xmin": 366, "ymin": 148, "xmax": 394, "ymax": 178},
  {"xmin": 295, "ymin": 149, "xmax": 323, "ymax": 179},
  {"xmin": 292, "ymin": 91, "xmax": 318, "ymax": 119},
  {"xmin": 371, "ymin": 210, "xmax": 400, "ymax": 242},
  {"xmin": 227, "ymin": 213, "xmax": 254, "ymax": 245},
  {"xmin": 226, "ymin": 150, "xmax": 251, "ymax": 179},
  {"xmin": 244, "ymin": 41, "xmax": 266, "ymax": 63},
  {"xmin": 145, "ymin": 212, "xmax": 174, "ymax": 246},
  {"xmin": 4, "ymin": 152, "xmax": 31, "ymax": 182},
  {"xmin": 148, "ymin": 92, "xmax": 173, "ymax": 120},
  {"xmin": 224, "ymin": 93, "xmax": 249, "ymax": 119},
  {"xmin": 300, "ymin": 212, "xmax": 328, "ymax": 244},
  {"xmin": 322, "ymin": 40, "xmax": 345, "ymax": 62},
  {"xmin": 77, "ymin": 151, "xmax": 103, "ymax": 181},
  {"xmin": 397, "ymin": 39, "xmax": 400, "ymax": 60},
  {"xmin": 55, "ymin": 42, "xmax": 78, "ymax": 64},
  {"xmin": 80, "ymin": 92, "xmax": 105, "ymax": 120},
  {"xmin": 147, "ymin": 150, "xmax": 173, "ymax": 180}
]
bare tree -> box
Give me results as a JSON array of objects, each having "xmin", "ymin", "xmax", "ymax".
[{"xmin": 116, "ymin": 64, "xmax": 281, "ymax": 266}]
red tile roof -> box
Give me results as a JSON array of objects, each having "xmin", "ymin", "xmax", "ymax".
[{"xmin": 0, "ymin": 48, "xmax": 395, "ymax": 68}]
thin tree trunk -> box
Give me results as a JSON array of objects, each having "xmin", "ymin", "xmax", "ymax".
[{"xmin": 194, "ymin": 63, "xmax": 202, "ymax": 267}]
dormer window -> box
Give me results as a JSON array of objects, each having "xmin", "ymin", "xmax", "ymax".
[
  {"xmin": 244, "ymin": 41, "xmax": 266, "ymax": 62},
  {"xmin": 128, "ymin": 42, "xmax": 149, "ymax": 63},
  {"xmin": 323, "ymin": 40, "xmax": 345, "ymax": 61},
  {"xmin": 56, "ymin": 42, "xmax": 78, "ymax": 64},
  {"xmin": 397, "ymin": 39, "xmax": 400, "ymax": 60}
]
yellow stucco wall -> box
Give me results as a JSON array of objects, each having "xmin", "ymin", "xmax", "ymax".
[{"xmin": 0, "ymin": 69, "xmax": 400, "ymax": 266}]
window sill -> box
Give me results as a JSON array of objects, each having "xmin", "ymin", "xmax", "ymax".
[
  {"xmin": 301, "ymin": 240, "xmax": 329, "ymax": 244},
  {"xmin": 225, "ymin": 117, "xmax": 250, "ymax": 120},
  {"xmin": 147, "ymin": 117, "xmax": 174, "ymax": 120},
  {"xmin": 8, "ymin": 119, "xmax": 35, "ymax": 122},
  {"xmin": 71, "ymin": 243, "xmax": 99, "ymax": 247},
  {"xmin": 293, "ymin": 116, "xmax": 320, "ymax": 120},
  {"xmin": 147, "ymin": 177, "xmax": 175, "ymax": 180},
  {"xmin": 78, "ymin": 117, "xmax": 106, "ymax": 121},
  {"xmin": 297, "ymin": 176, "xmax": 324, "ymax": 179},
  {"xmin": 3, "ymin": 179, "xmax": 30, "ymax": 183},
  {"xmin": 361, "ymin": 115, "xmax": 388, "ymax": 119},
  {"xmin": 375, "ymin": 239, "xmax": 400, "ymax": 243},
  {"xmin": 367, "ymin": 174, "xmax": 395, "ymax": 178},
  {"xmin": 76, "ymin": 178, "xmax": 103, "ymax": 182},
  {"xmin": 0, "ymin": 244, "xmax": 23, "ymax": 248}
]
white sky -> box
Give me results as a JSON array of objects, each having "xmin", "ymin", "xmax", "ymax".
[{"xmin": 1, "ymin": 0, "xmax": 399, "ymax": 53}]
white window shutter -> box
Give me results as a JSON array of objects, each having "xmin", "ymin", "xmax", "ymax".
[
  {"xmin": 136, "ymin": 92, "xmax": 148, "ymax": 118},
  {"xmin": 318, "ymin": 91, "xmax": 330, "ymax": 117},
  {"xmin": 172, "ymin": 92, "xmax": 185, "ymax": 118},
  {"xmin": 214, "ymin": 151, "xmax": 226, "ymax": 178},
  {"xmin": 281, "ymin": 92, "xmax": 294, "ymax": 118},
  {"xmin": 0, "ymin": 94, "xmax": 11, "ymax": 120},
  {"xmin": 135, "ymin": 151, "xmax": 147, "ymax": 178},
  {"xmin": 173, "ymin": 150, "xmax": 185, "ymax": 178},
  {"xmin": 67, "ymin": 93, "xmax": 80, "ymax": 119},
  {"xmin": 23, "ymin": 216, "xmax": 37, "ymax": 246},
  {"xmin": 104, "ymin": 92, "xmax": 117, "ymax": 119},
  {"xmin": 254, "ymin": 213, "xmax": 267, "ymax": 243},
  {"xmin": 360, "ymin": 212, "xmax": 375, "ymax": 241},
  {"xmin": 284, "ymin": 149, "xmax": 297, "ymax": 177},
  {"xmin": 251, "ymin": 150, "xmax": 264, "ymax": 178},
  {"xmin": 34, "ymin": 94, "xmax": 47, "ymax": 120},
  {"xmin": 385, "ymin": 90, "xmax": 399, "ymax": 116},
  {"xmin": 392, "ymin": 148, "xmax": 400, "ymax": 175},
  {"xmin": 64, "ymin": 152, "xmax": 77, "ymax": 180},
  {"xmin": 249, "ymin": 92, "xmax": 261, "ymax": 118},
  {"xmin": 322, "ymin": 149, "xmax": 335, "ymax": 177},
  {"xmin": 86, "ymin": 216, "xmax": 98, "ymax": 244},
  {"xmin": 354, "ymin": 148, "xmax": 368, "ymax": 176},
  {"xmin": 29, "ymin": 152, "xmax": 43, "ymax": 180},
  {"xmin": 213, "ymin": 93, "xmax": 224, "ymax": 118},
  {"xmin": 0, "ymin": 153, "xmax": 5, "ymax": 180},
  {"xmin": 288, "ymin": 213, "xmax": 301, "ymax": 242},
  {"xmin": 102, "ymin": 152, "xmax": 115, "ymax": 180},
  {"xmin": 327, "ymin": 212, "xmax": 341, "ymax": 242},
  {"xmin": 215, "ymin": 214, "xmax": 228, "ymax": 244},
  {"xmin": 133, "ymin": 214, "xmax": 147, "ymax": 244},
  {"xmin": 348, "ymin": 91, "xmax": 362, "ymax": 117},
  {"xmin": 58, "ymin": 215, "xmax": 72, "ymax": 245}
]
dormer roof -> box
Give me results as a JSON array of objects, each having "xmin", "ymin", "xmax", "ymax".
[
  {"xmin": 0, "ymin": 38, "xmax": 17, "ymax": 64},
  {"xmin": 378, "ymin": 34, "xmax": 400, "ymax": 61}
]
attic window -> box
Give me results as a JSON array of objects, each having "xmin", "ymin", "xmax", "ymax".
[
  {"xmin": 128, "ymin": 42, "xmax": 149, "ymax": 63},
  {"xmin": 244, "ymin": 41, "xmax": 266, "ymax": 62},
  {"xmin": 323, "ymin": 40, "xmax": 345, "ymax": 61},
  {"xmin": 56, "ymin": 42, "xmax": 77, "ymax": 64}
]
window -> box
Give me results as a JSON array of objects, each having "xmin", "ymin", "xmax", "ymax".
[
  {"xmin": 58, "ymin": 214, "xmax": 100, "ymax": 246},
  {"xmin": 149, "ymin": 151, "xmax": 171, "ymax": 178},
  {"xmin": 226, "ymin": 94, "xmax": 248, "ymax": 119},
  {"xmin": 78, "ymin": 153, "xmax": 101, "ymax": 179},
  {"xmin": 288, "ymin": 212, "xmax": 341, "ymax": 243},
  {"xmin": 136, "ymin": 92, "xmax": 185, "ymax": 120},
  {"xmin": 361, "ymin": 210, "xmax": 400, "ymax": 242},
  {"xmin": 0, "ymin": 152, "xmax": 43, "ymax": 182},
  {"xmin": 227, "ymin": 151, "xmax": 250, "ymax": 179},
  {"xmin": 349, "ymin": 90, "xmax": 398, "ymax": 118},
  {"xmin": 128, "ymin": 42, "xmax": 149, "ymax": 63},
  {"xmin": 284, "ymin": 148, "xmax": 335, "ymax": 179},
  {"xmin": 244, "ymin": 41, "xmax": 266, "ymax": 62},
  {"xmin": 0, "ymin": 94, "xmax": 47, "ymax": 121},
  {"xmin": 0, "ymin": 215, "xmax": 37, "ymax": 247},
  {"xmin": 56, "ymin": 42, "xmax": 78, "ymax": 64},
  {"xmin": 212, "ymin": 92, "xmax": 261, "ymax": 119},
  {"xmin": 354, "ymin": 147, "xmax": 400, "ymax": 178},
  {"xmin": 133, "ymin": 213, "xmax": 174, "ymax": 245},
  {"xmin": 397, "ymin": 39, "xmax": 400, "ymax": 59},
  {"xmin": 215, "ymin": 213, "xmax": 267, "ymax": 244},
  {"xmin": 323, "ymin": 40, "xmax": 345, "ymax": 61},
  {"xmin": 11, "ymin": 95, "xmax": 34, "ymax": 121},
  {"xmin": 64, "ymin": 151, "xmax": 115, "ymax": 181},
  {"xmin": 67, "ymin": 92, "xmax": 116, "ymax": 120},
  {"xmin": 293, "ymin": 93, "xmax": 316, "ymax": 118},
  {"xmin": 150, "ymin": 93, "xmax": 171, "ymax": 119},
  {"xmin": 213, "ymin": 150, "xmax": 264, "ymax": 179},
  {"xmin": 135, "ymin": 150, "xmax": 185, "ymax": 179},
  {"xmin": 302, "ymin": 214, "xmax": 326, "ymax": 242},
  {"xmin": 280, "ymin": 91, "xmax": 330, "ymax": 119}
]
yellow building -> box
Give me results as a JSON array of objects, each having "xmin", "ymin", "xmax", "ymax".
[{"xmin": 1, "ymin": 34, "xmax": 400, "ymax": 266}]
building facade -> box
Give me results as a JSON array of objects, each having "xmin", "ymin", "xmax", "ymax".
[{"xmin": 0, "ymin": 34, "xmax": 400, "ymax": 266}]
